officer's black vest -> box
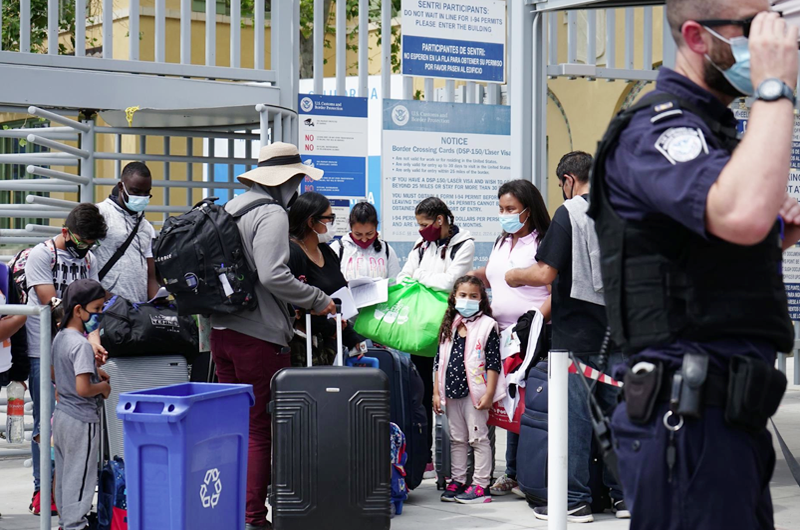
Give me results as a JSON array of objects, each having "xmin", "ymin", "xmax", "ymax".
[{"xmin": 587, "ymin": 93, "xmax": 794, "ymax": 354}]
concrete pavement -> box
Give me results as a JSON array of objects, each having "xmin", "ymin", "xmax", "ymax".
[{"xmin": 2, "ymin": 367, "xmax": 800, "ymax": 530}]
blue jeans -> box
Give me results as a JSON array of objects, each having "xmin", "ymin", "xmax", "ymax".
[
  {"xmin": 567, "ymin": 352, "xmax": 625, "ymax": 506},
  {"xmin": 29, "ymin": 357, "xmax": 55, "ymax": 492},
  {"xmin": 505, "ymin": 431, "xmax": 519, "ymax": 479}
]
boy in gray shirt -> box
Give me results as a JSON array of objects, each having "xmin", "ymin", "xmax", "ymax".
[{"xmin": 52, "ymin": 279, "xmax": 110, "ymax": 530}]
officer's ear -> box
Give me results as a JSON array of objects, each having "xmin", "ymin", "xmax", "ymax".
[{"xmin": 681, "ymin": 20, "xmax": 710, "ymax": 56}]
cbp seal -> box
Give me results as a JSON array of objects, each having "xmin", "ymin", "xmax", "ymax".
[{"xmin": 654, "ymin": 127, "xmax": 708, "ymax": 165}]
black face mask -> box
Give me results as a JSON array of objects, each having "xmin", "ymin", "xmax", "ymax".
[
  {"xmin": 64, "ymin": 238, "xmax": 91, "ymax": 259},
  {"xmin": 561, "ymin": 176, "xmax": 574, "ymax": 201}
]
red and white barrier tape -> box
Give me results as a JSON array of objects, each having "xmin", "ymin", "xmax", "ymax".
[{"xmin": 568, "ymin": 360, "xmax": 623, "ymax": 387}]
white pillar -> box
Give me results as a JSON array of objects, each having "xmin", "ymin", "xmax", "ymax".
[
  {"xmin": 510, "ymin": 1, "xmax": 533, "ymax": 180},
  {"xmin": 548, "ymin": 349, "xmax": 569, "ymax": 530}
]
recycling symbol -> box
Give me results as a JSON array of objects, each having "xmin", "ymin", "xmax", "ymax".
[{"xmin": 200, "ymin": 468, "xmax": 222, "ymax": 508}]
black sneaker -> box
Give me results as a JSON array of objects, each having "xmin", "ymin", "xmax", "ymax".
[
  {"xmin": 440, "ymin": 480, "xmax": 466, "ymax": 502},
  {"xmin": 532, "ymin": 502, "xmax": 594, "ymax": 523},
  {"xmin": 614, "ymin": 499, "xmax": 631, "ymax": 519}
]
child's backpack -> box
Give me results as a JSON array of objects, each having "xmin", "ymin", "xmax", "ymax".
[
  {"xmin": 389, "ymin": 422, "xmax": 409, "ymax": 517},
  {"xmin": 153, "ymin": 197, "xmax": 277, "ymax": 316},
  {"xmin": 98, "ymin": 456, "xmax": 128, "ymax": 530},
  {"xmin": 9, "ymin": 238, "xmax": 91, "ymax": 304}
]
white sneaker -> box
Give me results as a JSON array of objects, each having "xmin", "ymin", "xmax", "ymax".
[
  {"xmin": 511, "ymin": 486, "xmax": 525, "ymax": 498},
  {"xmin": 614, "ymin": 500, "xmax": 631, "ymax": 519}
]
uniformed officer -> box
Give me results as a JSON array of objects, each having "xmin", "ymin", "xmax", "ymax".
[{"xmin": 588, "ymin": 2, "xmax": 800, "ymax": 529}]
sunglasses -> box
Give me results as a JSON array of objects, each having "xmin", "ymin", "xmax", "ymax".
[
  {"xmin": 67, "ymin": 229, "xmax": 99, "ymax": 250},
  {"xmin": 695, "ymin": 11, "xmax": 789, "ymax": 40}
]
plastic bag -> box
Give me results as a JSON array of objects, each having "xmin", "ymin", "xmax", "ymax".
[{"xmin": 354, "ymin": 280, "xmax": 448, "ymax": 357}]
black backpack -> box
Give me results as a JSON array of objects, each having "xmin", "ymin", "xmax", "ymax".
[{"xmin": 153, "ymin": 197, "xmax": 277, "ymax": 316}]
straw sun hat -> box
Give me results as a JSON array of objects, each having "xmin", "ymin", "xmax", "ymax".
[{"xmin": 237, "ymin": 142, "xmax": 324, "ymax": 187}]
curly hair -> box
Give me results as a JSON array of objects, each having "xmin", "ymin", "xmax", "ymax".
[{"xmin": 438, "ymin": 275, "xmax": 493, "ymax": 344}]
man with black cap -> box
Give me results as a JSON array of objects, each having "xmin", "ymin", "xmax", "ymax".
[
  {"xmin": 52, "ymin": 279, "xmax": 110, "ymax": 530},
  {"xmin": 210, "ymin": 142, "xmax": 335, "ymax": 530}
]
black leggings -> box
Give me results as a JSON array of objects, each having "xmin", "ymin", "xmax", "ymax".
[{"xmin": 411, "ymin": 354, "xmax": 434, "ymax": 464}]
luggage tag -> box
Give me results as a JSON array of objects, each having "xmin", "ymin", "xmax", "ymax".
[{"xmin": 218, "ymin": 263, "xmax": 234, "ymax": 297}]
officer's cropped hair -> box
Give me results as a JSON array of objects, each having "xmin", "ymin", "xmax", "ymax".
[
  {"xmin": 66, "ymin": 203, "xmax": 108, "ymax": 241},
  {"xmin": 121, "ymin": 161, "xmax": 152, "ymax": 182},
  {"xmin": 666, "ymin": 0, "xmax": 734, "ymax": 45},
  {"xmin": 556, "ymin": 151, "xmax": 593, "ymax": 184}
]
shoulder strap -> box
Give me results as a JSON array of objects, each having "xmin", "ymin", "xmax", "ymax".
[
  {"xmin": 449, "ymin": 238, "xmax": 473, "ymax": 260},
  {"xmin": 338, "ymin": 241, "xmax": 345, "ymax": 262},
  {"xmin": 385, "ymin": 241, "xmax": 390, "ymax": 259},
  {"xmin": 771, "ymin": 419, "xmax": 800, "ymax": 489},
  {"xmin": 48, "ymin": 239, "xmax": 58, "ymax": 283},
  {"xmin": 99, "ymin": 214, "xmax": 143, "ymax": 281},
  {"xmin": 230, "ymin": 198, "xmax": 279, "ymax": 219}
]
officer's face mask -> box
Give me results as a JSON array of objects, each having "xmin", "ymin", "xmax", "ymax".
[{"xmin": 703, "ymin": 26, "xmax": 754, "ymax": 97}]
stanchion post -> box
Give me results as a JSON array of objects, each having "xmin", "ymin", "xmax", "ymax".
[
  {"xmin": 39, "ymin": 306, "xmax": 52, "ymax": 530},
  {"xmin": 548, "ymin": 349, "xmax": 569, "ymax": 530}
]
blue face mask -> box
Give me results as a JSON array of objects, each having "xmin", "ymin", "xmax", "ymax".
[
  {"xmin": 83, "ymin": 312, "xmax": 104, "ymax": 334},
  {"xmin": 704, "ymin": 27, "xmax": 753, "ymax": 96},
  {"xmin": 499, "ymin": 208, "xmax": 528, "ymax": 234},
  {"xmin": 455, "ymin": 298, "xmax": 481, "ymax": 319},
  {"xmin": 122, "ymin": 182, "xmax": 150, "ymax": 213}
]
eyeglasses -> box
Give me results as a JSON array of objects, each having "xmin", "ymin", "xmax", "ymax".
[
  {"xmin": 67, "ymin": 229, "xmax": 99, "ymax": 250},
  {"xmin": 318, "ymin": 214, "xmax": 336, "ymax": 223}
]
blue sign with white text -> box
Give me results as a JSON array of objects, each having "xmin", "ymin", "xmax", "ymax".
[{"xmin": 299, "ymin": 94, "xmax": 368, "ymax": 199}]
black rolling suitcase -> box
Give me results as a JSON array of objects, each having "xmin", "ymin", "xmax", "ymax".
[
  {"xmin": 270, "ymin": 313, "xmax": 391, "ymax": 530},
  {"xmin": 367, "ymin": 347, "xmax": 428, "ymax": 490}
]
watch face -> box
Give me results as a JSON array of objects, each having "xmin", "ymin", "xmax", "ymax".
[{"xmin": 761, "ymin": 80, "xmax": 782, "ymax": 99}]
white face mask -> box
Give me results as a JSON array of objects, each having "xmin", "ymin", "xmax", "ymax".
[{"xmin": 315, "ymin": 220, "xmax": 335, "ymax": 244}]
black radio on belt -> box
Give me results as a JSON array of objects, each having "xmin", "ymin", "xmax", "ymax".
[{"xmin": 676, "ymin": 352, "xmax": 708, "ymax": 419}]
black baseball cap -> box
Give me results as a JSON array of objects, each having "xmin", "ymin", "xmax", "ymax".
[{"xmin": 60, "ymin": 279, "xmax": 106, "ymax": 330}]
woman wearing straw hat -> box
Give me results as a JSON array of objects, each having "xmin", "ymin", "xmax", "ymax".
[{"xmin": 210, "ymin": 142, "xmax": 336, "ymax": 530}]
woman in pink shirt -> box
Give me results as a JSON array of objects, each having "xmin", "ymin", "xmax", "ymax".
[{"xmin": 470, "ymin": 179, "xmax": 551, "ymax": 497}]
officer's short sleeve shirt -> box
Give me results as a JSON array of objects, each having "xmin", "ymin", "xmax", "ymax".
[{"xmin": 604, "ymin": 68, "xmax": 737, "ymax": 238}]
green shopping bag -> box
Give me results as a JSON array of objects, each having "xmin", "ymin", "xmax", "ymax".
[{"xmin": 354, "ymin": 280, "xmax": 449, "ymax": 357}]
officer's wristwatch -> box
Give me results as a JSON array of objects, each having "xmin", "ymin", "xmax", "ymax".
[{"xmin": 755, "ymin": 78, "xmax": 796, "ymax": 106}]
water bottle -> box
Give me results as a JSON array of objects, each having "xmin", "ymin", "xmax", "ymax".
[{"xmin": 5, "ymin": 381, "xmax": 25, "ymax": 444}]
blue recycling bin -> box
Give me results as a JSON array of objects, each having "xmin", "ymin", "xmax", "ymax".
[{"xmin": 117, "ymin": 383, "xmax": 255, "ymax": 530}]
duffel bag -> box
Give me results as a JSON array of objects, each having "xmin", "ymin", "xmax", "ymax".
[{"xmin": 100, "ymin": 295, "xmax": 199, "ymax": 357}]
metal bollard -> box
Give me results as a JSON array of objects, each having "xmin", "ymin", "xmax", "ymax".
[{"xmin": 548, "ymin": 350, "xmax": 569, "ymax": 530}]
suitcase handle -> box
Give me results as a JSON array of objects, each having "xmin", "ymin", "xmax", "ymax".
[{"xmin": 305, "ymin": 310, "xmax": 346, "ymax": 367}]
